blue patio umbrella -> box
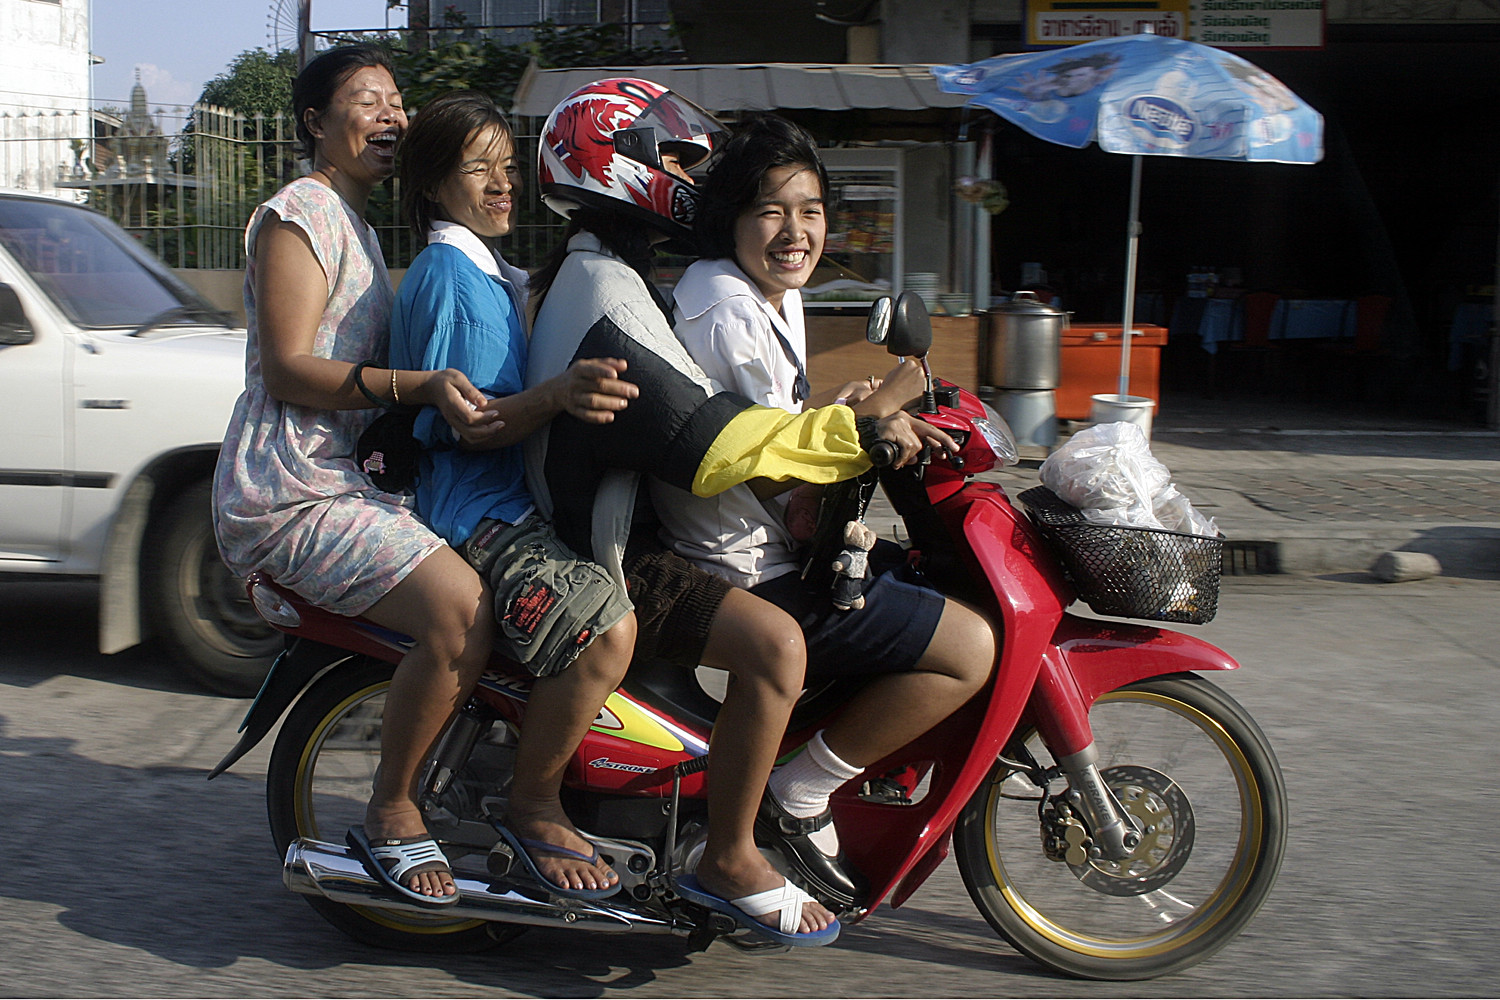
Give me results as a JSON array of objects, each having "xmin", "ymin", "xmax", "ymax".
[{"xmin": 933, "ymin": 33, "xmax": 1323, "ymax": 397}]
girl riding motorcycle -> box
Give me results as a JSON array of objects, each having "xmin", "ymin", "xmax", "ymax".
[{"xmin": 521, "ymin": 78, "xmax": 954, "ymax": 944}]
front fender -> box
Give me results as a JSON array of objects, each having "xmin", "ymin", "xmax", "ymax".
[{"xmin": 1052, "ymin": 612, "xmax": 1239, "ymax": 707}]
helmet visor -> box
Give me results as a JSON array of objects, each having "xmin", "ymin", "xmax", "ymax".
[{"xmin": 614, "ymin": 85, "xmax": 727, "ymax": 172}]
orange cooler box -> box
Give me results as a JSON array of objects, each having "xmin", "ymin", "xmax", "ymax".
[{"xmin": 1055, "ymin": 323, "xmax": 1168, "ymax": 420}]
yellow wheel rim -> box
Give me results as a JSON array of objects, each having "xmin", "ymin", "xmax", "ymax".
[
  {"xmin": 983, "ymin": 689, "xmax": 1265, "ymax": 959},
  {"xmin": 292, "ymin": 681, "xmax": 486, "ymax": 936}
]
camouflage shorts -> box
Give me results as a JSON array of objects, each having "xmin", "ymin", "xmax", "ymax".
[{"xmin": 461, "ymin": 515, "xmax": 633, "ymax": 677}]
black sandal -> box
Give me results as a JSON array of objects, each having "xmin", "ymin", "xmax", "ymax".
[{"xmin": 755, "ymin": 792, "xmax": 869, "ymax": 910}]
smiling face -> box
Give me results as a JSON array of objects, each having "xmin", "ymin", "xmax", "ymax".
[
  {"xmin": 305, "ymin": 64, "xmax": 406, "ymax": 188},
  {"xmin": 732, "ymin": 164, "xmax": 825, "ymax": 310},
  {"xmin": 433, "ymin": 125, "xmax": 520, "ymax": 240}
]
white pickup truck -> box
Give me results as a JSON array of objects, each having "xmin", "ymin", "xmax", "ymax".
[{"xmin": 0, "ymin": 190, "xmax": 277, "ymax": 695}]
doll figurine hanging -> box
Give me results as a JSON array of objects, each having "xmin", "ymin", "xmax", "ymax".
[{"xmin": 830, "ymin": 519, "xmax": 878, "ymax": 611}]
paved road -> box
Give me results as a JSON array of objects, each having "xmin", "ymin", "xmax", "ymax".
[{"xmin": 2, "ymin": 574, "xmax": 1497, "ymax": 998}]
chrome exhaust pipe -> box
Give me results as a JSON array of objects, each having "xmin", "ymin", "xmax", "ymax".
[{"xmin": 283, "ymin": 838, "xmax": 675, "ymax": 933}]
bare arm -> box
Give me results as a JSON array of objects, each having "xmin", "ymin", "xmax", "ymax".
[
  {"xmin": 253, "ymin": 217, "xmax": 497, "ymax": 434},
  {"xmin": 457, "ymin": 357, "xmax": 637, "ymax": 450},
  {"xmin": 849, "ymin": 359, "xmax": 926, "ymax": 419}
]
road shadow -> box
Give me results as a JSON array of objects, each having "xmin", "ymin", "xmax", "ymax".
[
  {"xmin": 0, "ymin": 709, "xmax": 1069, "ymax": 995},
  {"xmin": 0, "ymin": 579, "xmax": 220, "ymax": 695},
  {"xmin": 0, "ymin": 713, "xmax": 698, "ymax": 994}
]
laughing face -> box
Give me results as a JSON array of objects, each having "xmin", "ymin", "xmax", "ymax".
[
  {"xmin": 306, "ymin": 65, "xmax": 406, "ymax": 186},
  {"xmin": 434, "ymin": 125, "xmax": 520, "ymax": 240},
  {"xmin": 732, "ymin": 164, "xmax": 826, "ymax": 310}
]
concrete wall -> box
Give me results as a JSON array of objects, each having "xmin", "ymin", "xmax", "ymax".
[
  {"xmin": 902, "ymin": 143, "xmax": 953, "ymax": 289},
  {"xmin": 878, "ymin": 0, "xmax": 971, "ymax": 63},
  {"xmin": 0, "ymin": 0, "xmax": 91, "ymax": 195},
  {"xmin": 0, "ymin": 0, "xmax": 89, "ymax": 110}
]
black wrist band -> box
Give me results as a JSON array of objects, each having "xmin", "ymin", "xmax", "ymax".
[
  {"xmin": 855, "ymin": 415, "xmax": 883, "ymax": 454},
  {"xmin": 352, "ymin": 360, "xmax": 392, "ymax": 410}
]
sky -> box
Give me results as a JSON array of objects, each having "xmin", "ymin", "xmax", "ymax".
[{"xmin": 90, "ymin": 0, "xmax": 400, "ymax": 110}]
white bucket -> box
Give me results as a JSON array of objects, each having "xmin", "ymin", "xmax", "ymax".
[{"xmin": 1088, "ymin": 393, "xmax": 1156, "ymax": 439}]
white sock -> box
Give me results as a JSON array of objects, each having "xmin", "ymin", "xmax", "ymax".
[{"xmin": 768, "ymin": 730, "xmax": 863, "ymax": 856}]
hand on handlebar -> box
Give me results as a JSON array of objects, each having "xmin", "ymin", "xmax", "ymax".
[{"xmin": 870, "ymin": 411, "xmax": 959, "ymax": 468}]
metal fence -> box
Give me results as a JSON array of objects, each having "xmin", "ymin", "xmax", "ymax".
[{"xmin": 0, "ymin": 103, "xmax": 566, "ymax": 272}]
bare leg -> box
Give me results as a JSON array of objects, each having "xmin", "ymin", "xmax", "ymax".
[
  {"xmin": 693, "ymin": 589, "xmax": 835, "ymax": 934},
  {"xmin": 360, "ymin": 546, "xmax": 494, "ymax": 899},
  {"xmin": 504, "ymin": 613, "xmax": 636, "ymax": 893},
  {"xmin": 820, "ymin": 597, "xmax": 995, "ymax": 767}
]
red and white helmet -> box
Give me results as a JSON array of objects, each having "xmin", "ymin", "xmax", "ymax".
[{"xmin": 538, "ymin": 77, "xmax": 726, "ymax": 244}]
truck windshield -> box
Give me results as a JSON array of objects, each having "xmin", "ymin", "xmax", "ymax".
[{"xmin": 0, "ymin": 197, "xmax": 224, "ymax": 330}]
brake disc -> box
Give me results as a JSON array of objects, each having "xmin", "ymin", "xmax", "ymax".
[{"xmin": 1069, "ymin": 764, "xmax": 1196, "ymax": 897}]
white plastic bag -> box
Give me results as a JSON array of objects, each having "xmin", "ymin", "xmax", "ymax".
[{"xmin": 1039, "ymin": 422, "xmax": 1218, "ymax": 536}]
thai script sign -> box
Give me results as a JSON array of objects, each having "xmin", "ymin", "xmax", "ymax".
[{"xmin": 1026, "ymin": 0, "xmax": 1325, "ymax": 49}]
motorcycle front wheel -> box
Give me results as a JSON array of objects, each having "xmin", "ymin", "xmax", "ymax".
[
  {"xmin": 266, "ymin": 656, "xmax": 523, "ymax": 953},
  {"xmin": 954, "ymin": 673, "xmax": 1287, "ymax": 981}
]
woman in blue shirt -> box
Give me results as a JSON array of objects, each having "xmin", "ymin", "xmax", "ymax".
[{"xmin": 389, "ymin": 91, "xmax": 639, "ymax": 900}]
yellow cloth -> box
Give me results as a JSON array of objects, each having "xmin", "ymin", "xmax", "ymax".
[{"xmin": 693, "ymin": 404, "xmax": 870, "ymax": 497}]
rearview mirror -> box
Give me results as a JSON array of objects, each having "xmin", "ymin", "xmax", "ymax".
[
  {"xmin": 865, "ymin": 296, "xmax": 893, "ymax": 346},
  {"xmin": 0, "ymin": 284, "xmax": 33, "ymax": 347},
  {"xmin": 887, "ymin": 291, "xmax": 933, "ymax": 358}
]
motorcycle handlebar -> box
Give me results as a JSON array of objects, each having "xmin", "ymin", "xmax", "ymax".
[{"xmin": 868, "ymin": 439, "xmax": 899, "ymax": 468}]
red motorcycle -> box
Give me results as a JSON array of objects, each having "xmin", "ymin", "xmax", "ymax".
[{"xmin": 212, "ymin": 293, "xmax": 1285, "ymax": 981}]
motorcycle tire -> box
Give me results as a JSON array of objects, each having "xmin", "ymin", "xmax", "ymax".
[
  {"xmin": 953, "ymin": 673, "xmax": 1287, "ymax": 981},
  {"xmin": 266, "ymin": 655, "xmax": 526, "ymax": 953}
]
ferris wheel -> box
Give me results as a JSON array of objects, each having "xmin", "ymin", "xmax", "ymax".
[{"xmin": 267, "ymin": 0, "xmax": 309, "ymax": 54}]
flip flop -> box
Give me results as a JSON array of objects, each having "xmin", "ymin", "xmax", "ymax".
[
  {"xmin": 674, "ymin": 873, "xmax": 841, "ymax": 948},
  {"xmin": 346, "ymin": 825, "xmax": 460, "ymax": 907},
  {"xmin": 492, "ymin": 823, "xmax": 620, "ymax": 900}
]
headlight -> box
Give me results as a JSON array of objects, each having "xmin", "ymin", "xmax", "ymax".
[{"xmin": 974, "ymin": 406, "xmax": 1020, "ymax": 466}]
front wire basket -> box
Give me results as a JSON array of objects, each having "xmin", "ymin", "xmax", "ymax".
[{"xmin": 1017, "ymin": 486, "xmax": 1223, "ymax": 625}]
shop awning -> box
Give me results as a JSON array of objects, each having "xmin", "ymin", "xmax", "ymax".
[{"xmin": 509, "ymin": 61, "xmax": 971, "ymax": 117}]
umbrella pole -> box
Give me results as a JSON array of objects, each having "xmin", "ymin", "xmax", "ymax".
[{"xmin": 1118, "ymin": 154, "xmax": 1143, "ymax": 398}]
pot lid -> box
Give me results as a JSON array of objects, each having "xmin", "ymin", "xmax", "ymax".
[{"xmin": 995, "ymin": 290, "xmax": 1065, "ymax": 315}]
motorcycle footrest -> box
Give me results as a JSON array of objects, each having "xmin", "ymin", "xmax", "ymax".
[{"xmin": 486, "ymin": 839, "xmax": 516, "ymax": 878}]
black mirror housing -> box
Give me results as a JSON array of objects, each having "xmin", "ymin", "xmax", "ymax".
[
  {"xmin": 0, "ymin": 284, "xmax": 33, "ymax": 346},
  {"xmin": 865, "ymin": 292, "xmax": 933, "ymax": 358},
  {"xmin": 887, "ymin": 291, "xmax": 933, "ymax": 358}
]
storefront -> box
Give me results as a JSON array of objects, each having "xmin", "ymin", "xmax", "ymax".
[
  {"xmin": 511, "ymin": 62, "xmax": 997, "ymax": 393},
  {"xmin": 513, "ymin": 62, "xmax": 1172, "ymax": 411}
]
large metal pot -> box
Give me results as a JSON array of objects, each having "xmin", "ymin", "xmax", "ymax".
[{"xmin": 987, "ymin": 291, "xmax": 1067, "ymax": 390}]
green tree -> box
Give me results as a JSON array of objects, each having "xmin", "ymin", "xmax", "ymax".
[
  {"xmin": 199, "ymin": 48, "xmax": 298, "ymax": 114},
  {"xmin": 394, "ymin": 18, "xmax": 680, "ymax": 110}
]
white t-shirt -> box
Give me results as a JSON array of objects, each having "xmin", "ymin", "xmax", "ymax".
[{"xmin": 651, "ymin": 257, "xmax": 809, "ymax": 588}]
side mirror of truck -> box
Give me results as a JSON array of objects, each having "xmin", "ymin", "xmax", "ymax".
[{"xmin": 0, "ymin": 284, "xmax": 34, "ymax": 346}]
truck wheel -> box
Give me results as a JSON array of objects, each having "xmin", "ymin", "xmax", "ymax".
[{"xmin": 147, "ymin": 479, "xmax": 280, "ymax": 696}]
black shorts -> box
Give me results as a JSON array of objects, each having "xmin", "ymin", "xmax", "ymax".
[
  {"xmin": 749, "ymin": 541, "xmax": 945, "ymax": 681},
  {"xmin": 624, "ymin": 547, "xmax": 733, "ymax": 667}
]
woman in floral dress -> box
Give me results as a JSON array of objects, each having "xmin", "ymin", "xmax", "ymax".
[{"xmin": 213, "ymin": 45, "xmax": 500, "ymax": 906}]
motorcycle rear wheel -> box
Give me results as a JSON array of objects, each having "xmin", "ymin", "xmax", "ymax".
[
  {"xmin": 266, "ymin": 656, "xmax": 524, "ymax": 953},
  {"xmin": 954, "ymin": 673, "xmax": 1287, "ymax": 980}
]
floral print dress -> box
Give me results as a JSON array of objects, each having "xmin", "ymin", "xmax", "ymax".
[{"xmin": 212, "ymin": 177, "xmax": 445, "ymax": 616}]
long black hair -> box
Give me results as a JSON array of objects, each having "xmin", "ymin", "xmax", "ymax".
[
  {"xmin": 528, "ymin": 208, "xmax": 659, "ymax": 320},
  {"xmin": 292, "ymin": 43, "xmax": 400, "ymax": 160},
  {"xmin": 694, "ymin": 113, "xmax": 828, "ymax": 262},
  {"xmin": 398, "ymin": 90, "xmax": 513, "ymax": 241}
]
